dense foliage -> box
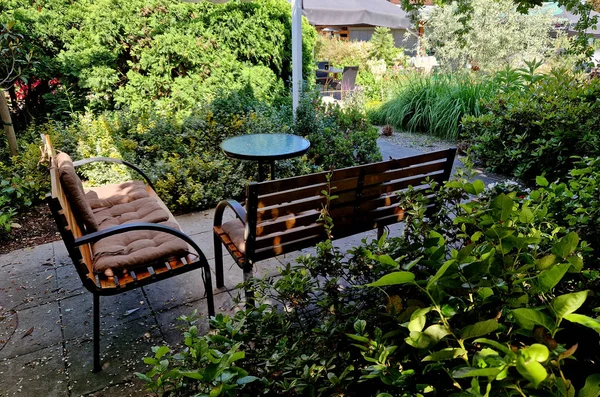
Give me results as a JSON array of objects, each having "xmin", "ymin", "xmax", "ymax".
[
  {"xmin": 1, "ymin": 0, "xmax": 316, "ymax": 122},
  {"xmin": 463, "ymin": 70, "xmax": 600, "ymax": 183},
  {"xmin": 423, "ymin": 0, "xmax": 554, "ymax": 72},
  {"xmin": 370, "ymin": 72, "xmax": 496, "ymax": 139},
  {"xmin": 137, "ymin": 169, "xmax": 600, "ymax": 396},
  {"xmin": 25, "ymin": 87, "xmax": 380, "ymax": 215}
]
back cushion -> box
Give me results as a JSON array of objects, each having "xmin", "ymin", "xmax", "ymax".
[{"xmin": 56, "ymin": 152, "xmax": 99, "ymax": 232}]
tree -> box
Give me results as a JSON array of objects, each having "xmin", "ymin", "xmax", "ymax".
[
  {"xmin": 0, "ymin": 22, "xmax": 31, "ymax": 156},
  {"xmin": 423, "ymin": 0, "xmax": 554, "ymax": 71},
  {"xmin": 368, "ymin": 27, "xmax": 398, "ymax": 65},
  {"xmin": 402, "ymin": 0, "xmax": 598, "ymax": 57}
]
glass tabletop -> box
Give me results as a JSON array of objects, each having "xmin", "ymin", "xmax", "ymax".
[{"xmin": 221, "ymin": 134, "xmax": 311, "ymax": 161}]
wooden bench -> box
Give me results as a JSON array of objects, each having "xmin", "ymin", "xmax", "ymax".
[
  {"xmin": 42, "ymin": 134, "xmax": 215, "ymax": 372},
  {"xmin": 213, "ymin": 148, "xmax": 456, "ymax": 295}
]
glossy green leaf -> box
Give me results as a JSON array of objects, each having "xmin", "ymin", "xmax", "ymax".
[
  {"xmin": 490, "ymin": 194, "xmax": 513, "ymax": 222},
  {"xmin": 427, "ymin": 259, "xmax": 456, "ymax": 289},
  {"xmin": 564, "ymin": 314, "xmax": 600, "ymax": 335},
  {"xmin": 552, "ymin": 291, "xmax": 588, "ymax": 320},
  {"xmin": 579, "ymin": 374, "xmax": 600, "ymax": 397},
  {"xmin": 512, "ymin": 308, "xmax": 555, "ymax": 332},
  {"xmin": 453, "ymin": 367, "xmax": 502, "ymax": 378},
  {"xmin": 525, "ymin": 344, "xmax": 549, "ymax": 362},
  {"xmin": 237, "ymin": 375, "xmax": 258, "ymax": 385},
  {"xmin": 460, "ymin": 319, "xmax": 498, "ymax": 340},
  {"xmin": 538, "ymin": 263, "xmax": 571, "ymax": 292},
  {"xmin": 567, "ymin": 255, "xmax": 584, "ymax": 272},
  {"xmin": 535, "ymin": 254, "xmax": 556, "ymax": 270},
  {"xmin": 536, "ymin": 176, "xmax": 549, "ymax": 187},
  {"xmin": 552, "ymin": 232, "xmax": 580, "ymax": 259},
  {"xmin": 472, "ymin": 179, "xmax": 485, "ymax": 195},
  {"xmin": 516, "ymin": 355, "xmax": 547, "ymax": 388},
  {"xmin": 473, "ymin": 338, "xmax": 511, "ymax": 355},
  {"xmin": 367, "ymin": 271, "xmax": 415, "ymax": 287},
  {"xmin": 422, "ymin": 347, "xmax": 466, "ymax": 362}
]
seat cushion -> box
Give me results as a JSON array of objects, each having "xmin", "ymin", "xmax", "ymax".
[
  {"xmin": 221, "ymin": 218, "xmax": 246, "ymax": 254},
  {"xmin": 92, "ymin": 221, "xmax": 189, "ymax": 274},
  {"xmin": 56, "ymin": 152, "xmax": 98, "ymax": 232},
  {"xmin": 94, "ymin": 197, "xmax": 170, "ymax": 230},
  {"xmin": 85, "ymin": 180, "xmax": 149, "ymax": 209}
]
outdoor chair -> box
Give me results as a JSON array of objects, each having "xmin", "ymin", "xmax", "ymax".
[
  {"xmin": 323, "ymin": 66, "xmax": 359, "ymax": 100},
  {"xmin": 316, "ymin": 61, "xmax": 330, "ymax": 87}
]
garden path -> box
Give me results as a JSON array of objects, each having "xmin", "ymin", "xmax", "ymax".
[{"xmin": 0, "ymin": 137, "xmax": 508, "ymax": 396}]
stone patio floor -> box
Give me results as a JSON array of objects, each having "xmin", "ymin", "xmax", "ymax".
[{"xmin": 0, "ymin": 139, "xmax": 505, "ymax": 396}]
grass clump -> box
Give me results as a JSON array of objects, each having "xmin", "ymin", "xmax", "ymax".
[{"xmin": 370, "ymin": 72, "xmax": 495, "ymax": 139}]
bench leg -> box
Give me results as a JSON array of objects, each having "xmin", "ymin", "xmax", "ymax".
[
  {"xmin": 214, "ymin": 233, "xmax": 224, "ymax": 289},
  {"xmin": 203, "ymin": 265, "xmax": 215, "ymax": 318},
  {"xmin": 93, "ymin": 293, "xmax": 101, "ymax": 373}
]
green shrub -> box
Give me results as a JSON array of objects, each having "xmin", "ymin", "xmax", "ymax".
[
  {"xmin": 51, "ymin": 87, "xmax": 380, "ymax": 213},
  {"xmin": 137, "ymin": 173, "xmax": 600, "ymax": 396},
  {"xmin": 463, "ymin": 70, "xmax": 600, "ymax": 182},
  {"xmin": 3, "ymin": 0, "xmax": 316, "ymax": 119}
]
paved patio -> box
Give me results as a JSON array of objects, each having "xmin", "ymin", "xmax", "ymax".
[{"xmin": 0, "ymin": 139, "xmax": 505, "ymax": 396}]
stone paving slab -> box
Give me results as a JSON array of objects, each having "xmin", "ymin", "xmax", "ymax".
[{"xmin": 0, "ymin": 344, "xmax": 68, "ymax": 397}]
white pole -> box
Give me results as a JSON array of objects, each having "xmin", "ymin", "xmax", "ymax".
[{"xmin": 291, "ymin": 0, "xmax": 302, "ymax": 116}]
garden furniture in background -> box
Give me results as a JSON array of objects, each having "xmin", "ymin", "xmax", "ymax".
[
  {"xmin": 322, "ymin": 65, "xmax": 359, "ymax": 100},
  {"xmin": 221, "ymin": 133, "xmax": 311, "ymax": 182},
  {"xmin": 316, "ymin": 66, "xmax": 344, "ymax": 91},
  {"xmin": 41, "ymin": 134, "xmax": 215, "ymax": 373},
  {"xmin": 213, "ymin": 148, "xmax": 457, "ymax": 299},
  {"xmin": 315, "ymin": 61, "xmax": 331, "ymax": 86}
]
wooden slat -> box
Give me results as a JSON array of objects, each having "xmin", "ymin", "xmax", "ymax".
[
  {"xmin": 255, "ymin": 164, "xmax": 364, "ymax": 195},
  {"xmin": 255, "ymin": 223, "xmax": 327, "ymax": 251},
  {"xmin": 360, "ymin": 150, "xmax": 453, "ymax": 176},
  {"xmin": 361, "ymin": 173, "xmax": 444, "ymax": 201},
  {"xmin": 256, "ymin": 210, "xmax": 320, "ymax": 237},
  {"xmin": 363, "ymin": 162, "xmax": 446, "ymax": 187},
  {"xmin": 257, "ymin": 176, "xmax": 360, "ymax": 209},
  {"xmin": 256, "ymin": 189, "xmax": 358, "ymax": 222}
]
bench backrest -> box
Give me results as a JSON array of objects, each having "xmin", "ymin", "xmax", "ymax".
[
  {"xmin": 42, "ymin": 135, "xmax": 96, "ymax": 289},
  {"xmin": 245, "ymin": 148, "xmax": 456, "ymax": 262}
]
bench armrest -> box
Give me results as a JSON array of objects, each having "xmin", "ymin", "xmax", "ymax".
[
  {"xmin": 73, "ymin": 222, "xmax": 206, "ymax": 262},
  {"xmin": 73, "ymin": 157, "xmax": 156, "ymax": 192},
  {"xmin": 214, "ymin": 199, "xmax": 246, "ymax": 227}
]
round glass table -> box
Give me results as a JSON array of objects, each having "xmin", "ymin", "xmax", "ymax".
[{"xmin": 221, "ymin": 133, "xmax": 311, "ymax": 181}]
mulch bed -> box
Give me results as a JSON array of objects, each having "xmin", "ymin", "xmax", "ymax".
[{"xmin": 0, "ymin": 204, "xmax": 61, "ymax": 255}]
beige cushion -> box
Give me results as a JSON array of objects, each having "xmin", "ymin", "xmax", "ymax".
[
  {"xmin": 94, "ymin": 197, "xmax": 170, "ymax": 230},
  {"xmin": 221, "ymin": 218, "xmax": 246, "ymax": 254},
  {"xmin": 91, "ymin": 221, "xmax": 189, "ymax": 273},
  {"xmin": 85, "ymin": 181, "xmax": 150, "ymax": 209},
  {"xmin": 57, "ymin": 152, "xmax": 98, "ymax": 232}
]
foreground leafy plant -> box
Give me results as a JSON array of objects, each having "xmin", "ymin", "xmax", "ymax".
[{"xmin": 138, "ymin": 172, "xmax": 600, "ymax": 396}]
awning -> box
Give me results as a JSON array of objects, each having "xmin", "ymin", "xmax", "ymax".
[{"xmin": 302, "ymin": 0, "xmax": 413, "ymax": 29}]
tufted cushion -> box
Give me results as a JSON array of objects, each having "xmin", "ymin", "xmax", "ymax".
[
  {"xmin": 85, "ymin": 181, "xmax": 150, "ymax": 210},
  {"xmin": 221, "ymin": 218, "xmax": 246, "ymax": 254},
  {"xmin": 57, "ymin": 152, "xmax": 98, "ymax": 232},
  {"xmin": 94, "ymin": 197, "xmax": 170, "ymax": 230},
  {"xmin": 91, "ymin": 221, "xmax": 189, "ymax": 274}
]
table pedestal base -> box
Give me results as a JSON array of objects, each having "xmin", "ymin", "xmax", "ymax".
[{"xmin": 258, "ymin": 161, "xmax": 275, "ymax": 182}]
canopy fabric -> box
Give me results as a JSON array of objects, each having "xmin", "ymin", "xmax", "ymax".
[{"xmin": 302, "ymin": 0, "xmax": 412, "ymax": 29}]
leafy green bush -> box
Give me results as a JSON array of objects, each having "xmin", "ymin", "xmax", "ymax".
[
  {"xmin": 51, "ymin": 87, "xmax": 380, "ymax": 213},
  {"xmin": 137, "ymin": 172, "xmax": 600, "ymax": 396},
  {"xmin": 371, "ymin": 71, "xmax": 496, "ymax": 139},
  {"xmin": 368, "ymin": 27, "xmax": 399, "ymax": 66},
  {"xmin": 3, "ymin": 0, "xmax": 316, "ymax": 119},
  {"xmin": 463, "ymin": 70, "xmax": 600, "ymax": 182}
]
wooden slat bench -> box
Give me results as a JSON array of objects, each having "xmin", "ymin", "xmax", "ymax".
[
  {"xmin": 213, "ymin": 148, "xmax": 457, "ymax": 296},
  {"xmin": 41, "ymin": 134, "xmax": 215, "ymax": 372}
]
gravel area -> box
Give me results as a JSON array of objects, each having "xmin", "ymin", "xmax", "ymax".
[{"xmin": 378, "ymin": 127, "xmax": 457, "ymax": 153}]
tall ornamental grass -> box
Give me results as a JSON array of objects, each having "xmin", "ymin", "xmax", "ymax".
[{"xmin": 371, "ymin": 72, "xmax": 496, "ymax": 139}]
